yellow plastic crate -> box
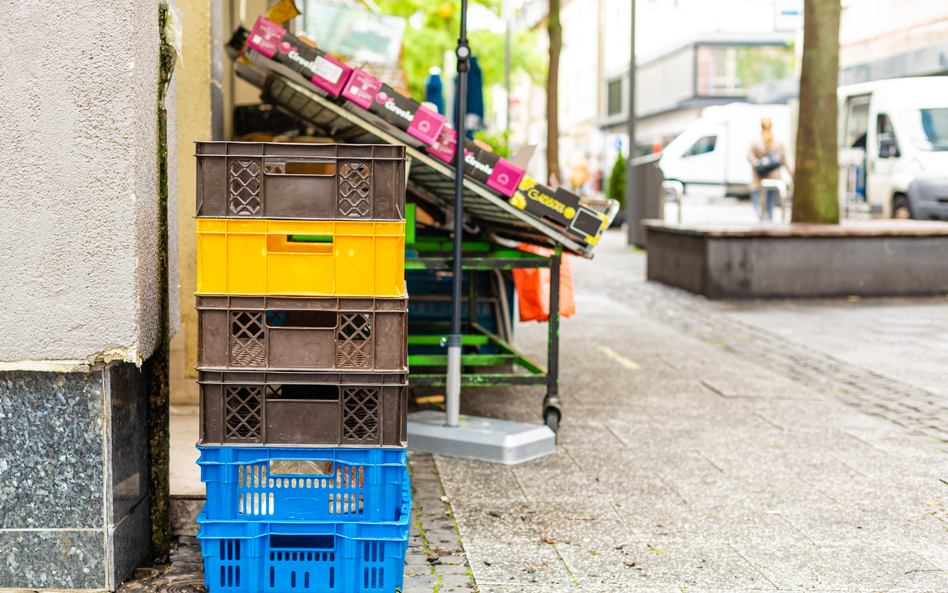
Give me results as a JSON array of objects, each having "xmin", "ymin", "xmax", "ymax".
[{"xmin": 196, "ymin": 219, "xmax": 405, "ymax": 297}]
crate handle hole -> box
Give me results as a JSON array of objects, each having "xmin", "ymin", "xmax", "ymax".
[
  {"xmin": 264, "ymin": 161, "xmax": 336, "ymax": 176},
  {"xmin": 270, "ymin": 534, "xmax": 335, "ymax": 549},
  {"xmin": 267, "ymin": 310, "xmax": 336, "ymax": 328},
  {"xmin": 269, "ymin": 460, "xmax": 334, "ymax": 476}
]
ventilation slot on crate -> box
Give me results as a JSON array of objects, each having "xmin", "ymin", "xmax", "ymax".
[
  {"xmin": 229, "ymin": 159, "xmax": 262, "ymax": 215},
  {"xmin": 225, "ymin": 387, "xmax": 263, "ymax": 443},
  {"xmin": 363, "ymin": 541, "xmax": 386, "ymax": 590},
  {"xmin": 230, "ymin": 311, "xmax": 266, "ymax": 367},
  {"xmin": 328, "ymin": 464, "xmax": 365, "ymax": 516},
  {"xmin": 337, "ymin": 313, "xmax": 372, "ymax": 369},
  {"xmin": 342, "ymin": 388, "xmax": 380, "ymax": 443},
  {"xmin": 219, "ymin": 539, "xmax": 243, "ymax": 589},
  {"xmin": 238, "ymin": 463, "xmax": 273, "ymax": 516},
  {"xmin": 337, "ymin": 162, "xmax": 371, "ymax": 218}
]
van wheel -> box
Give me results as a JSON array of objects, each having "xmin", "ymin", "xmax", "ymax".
[{"xmin": 892, "ymin": 194, "xmax": 912, "ymax": 219}]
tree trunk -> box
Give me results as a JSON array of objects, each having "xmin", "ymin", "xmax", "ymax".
[
  {"xmin": 546, "ymin": 0, "xmax": 562, "ymax": 186},
  {"xmin": 791, "ymin": 0, "xmax": 841, "ymax": 224}
]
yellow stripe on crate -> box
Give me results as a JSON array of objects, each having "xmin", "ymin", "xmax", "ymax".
[{"xmin": 196, "ymin": 219, "xmax": 406, "ymax": 297}]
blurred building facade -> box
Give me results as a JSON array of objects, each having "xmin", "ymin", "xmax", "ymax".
[
  {"xmin": 509, "ymin": 0, "xmax": 801, "ymax": 194},
  {"xmin": 839, "ymin": 0, "xmax": 948, "ymax": 85}
]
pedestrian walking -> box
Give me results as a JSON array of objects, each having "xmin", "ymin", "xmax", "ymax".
[{"xmin": 748, "ymin": 117, "xmax": 792, "ymax": 221}]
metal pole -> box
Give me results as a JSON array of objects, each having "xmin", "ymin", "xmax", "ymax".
[
  {"xmin": 446, "ymin": 0, "xmax": 471, "ymax": 428},
  {"xmin": 542, "ymin": 249, "xmax": 561, "ymax": 429},
  {"xmin": 504, "ymin": 0, "xmax": 511, "ymax": 131},
  {"xmin": 624, "ymin": 0, "xmax": 636, "ymax": 245}
]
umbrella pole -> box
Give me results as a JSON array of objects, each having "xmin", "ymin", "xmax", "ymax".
[{"xmin": 446, "ymin": 0, "xmax": 471, "ymax": 429}]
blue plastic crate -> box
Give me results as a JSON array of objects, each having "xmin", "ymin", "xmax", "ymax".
[
  {"xmin": 197, "ymin": 505, "xmax": 410, "ymax": 593},
  {"xmin": 199, "ymin": 447, "xmax": 408, "ymax": 522}
]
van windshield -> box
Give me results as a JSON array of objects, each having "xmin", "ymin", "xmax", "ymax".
[{"xmin": 900, "ymin": 108, "xmax": 948, "ymax": 151}]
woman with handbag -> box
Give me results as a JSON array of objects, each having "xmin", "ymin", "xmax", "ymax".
[{"xmin": 748, "ymin": 117, "xmax": 792, "ymax": 221}]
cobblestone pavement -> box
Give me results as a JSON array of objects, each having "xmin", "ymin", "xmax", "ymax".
[
  {"xmin": 403, "ymin": 453, "xmax": 475, "ymax": 593},
  {"xmin": 590, "ymin": 237, "xmax": 948, "ymax": 448}
]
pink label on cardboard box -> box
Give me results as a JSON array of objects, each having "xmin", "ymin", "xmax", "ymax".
[
  {"xmin": 427, "ymin": 127, "xmax": 457, "ymax": 163},
  {"xmin": 407, "ymin": 105, "xmax": 447, "ymax": 145},
  {"xmin": 486, "ymin": 157, "xmax": 526, "ymax": 197},
  {"xmin": 308, "ymin": 53, "xmax": 351, "ymax": 96},
  {"xmin": 342, "ymin": 68, "xmax": 382, "ymax": 110},
  {"xmin": 246, "ymin": 17, "xmax": 286, "ymax": 58}
]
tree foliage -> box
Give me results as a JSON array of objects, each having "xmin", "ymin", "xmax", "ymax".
[
  {"xmin": 608, "ymin": 153, "xmax": 626, "ymax": 208},
  {"xmin": 474, "ymin": 128, "xmax": 511, "ymax": 158},
  {"xmin": 374, "ymin": 0, "xmax": 541, "ymax": 101}
]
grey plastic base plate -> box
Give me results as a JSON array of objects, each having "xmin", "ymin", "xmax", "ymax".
[{"xmin": 407, "ymin": 411, "xmax": 556, "ymax": 465}]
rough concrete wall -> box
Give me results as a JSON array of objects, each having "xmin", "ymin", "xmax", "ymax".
[
  {"xmin": 0, "ymin": 1, "xmax": 177, "ymax": 368},
  {"xmin": 133, "ymin": 0, "xmax": 161, "ymax": 364},
  {"xmin": 168, "ymin": 62, "xmax": 181, "ymax": 338}
]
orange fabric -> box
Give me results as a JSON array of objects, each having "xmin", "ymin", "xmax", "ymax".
[{"xmin": 511, "ymin": 244, "xmax": 576, "ymax": 322}]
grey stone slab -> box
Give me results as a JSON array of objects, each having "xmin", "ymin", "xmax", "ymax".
[
  {"xmin": 404, "ymin": 564, "xmax": 433, "ymax": 576},
  {"xmin": 700, "ymin": 371, "xmax": 825, "ymax": 400},
  {"xmin": 434, "ymin": 554, "xmax": 467, "ymax": 565},
  {"xmin": 402, "ymin": 573, "xmax": 439, "ymax": 588},
  {"xmin": 439, "ymin": 573, "xmax": 475, "ymax": 587},
  {"xmin": 433, "ymin": 563, "xmax": 470, "ymax": 575},
  {"xmin": 450, "ymin": 500, "xmax": 548, "ymax": 542},
  {"xmin": 0, "ymin": 369, "xmax": 105, "ymax": 529},
  {"xmin": 557, "ymin": 539, "xmax": 771, "ymax": 589},
  {"xmin": 109, "ymin": 363, "xmax": 149, "ymax": 524},
  {"xmin": 464, "ymin": 536, "xmax": 575, "ymax": 586},
  {"xmin": 436, "ymin": 458, "xmax": 530, "ymax": 505},
  {"xmin": 111, "ymin": 494, "xmax": 151, "ymax": 586},
  {"xmin": 0, "ymin": 529, "xmax": 106, "ymax": 588},
  {"xmin": 733, "ymin": 538, "xmax": 948, "ymax": 591},
  {"xmin": 170, "ymin": 498, "xmax": 202, "ymax": 537},
  {"xmin": 475, "ymin": 586, "xmax": 583, "ymax": 593},
  {"xmin": 508, "ymin": 454, "xmax": 606, "ymax": 503}
]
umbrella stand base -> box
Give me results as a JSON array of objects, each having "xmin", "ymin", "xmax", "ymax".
[{"xmin": 407, "ymin": 410, "xmax": 556, "ymax": 465}]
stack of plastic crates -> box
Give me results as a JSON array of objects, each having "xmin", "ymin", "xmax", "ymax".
[{"xmin": 194, "ymin": 142, "xmax": 410, "ymax": 593}]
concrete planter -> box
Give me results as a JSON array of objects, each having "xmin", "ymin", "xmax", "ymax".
[{"xmin": 644, "ymin": 220, "xmax": 948, "ymax": 299}]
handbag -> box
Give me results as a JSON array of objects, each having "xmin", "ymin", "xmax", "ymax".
[{"xmin": 756, "ymin": 150, "xmax": 783, "ymax": 177}]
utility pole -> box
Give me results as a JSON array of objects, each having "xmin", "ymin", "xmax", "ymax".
[{"xmin": 625, "ymin": 0, "xmax": 636, "ymax": 245}]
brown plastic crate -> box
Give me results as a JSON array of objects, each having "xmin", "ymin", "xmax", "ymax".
[
  {"xmin": 199, "ymin": 370, "xmax": 407, "ymax": 447},
  {"xmin": 196, "ymin": 295, "xmax": 407, "ymax": 373},
  {"xmin": 195, "ymin": 142, "xmax": 406, "ymax": 220}
]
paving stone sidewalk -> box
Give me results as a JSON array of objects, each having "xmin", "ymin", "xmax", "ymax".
[{"xmin": 436, "ymin": 231, "xmax": 948, "ymax": 592}]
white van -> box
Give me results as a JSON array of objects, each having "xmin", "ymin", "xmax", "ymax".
[
  {"xmin": 838, "ymin": 77, "xmax": 948, "ymax": 220},
  {"xmin": 658, "ymin": 102, "xmax": 792, "ymax": 198}
]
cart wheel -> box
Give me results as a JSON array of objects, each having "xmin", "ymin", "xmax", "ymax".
[{"xmin": 544, "ymin": 408, "xmax": 560, "ymax": 432}]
